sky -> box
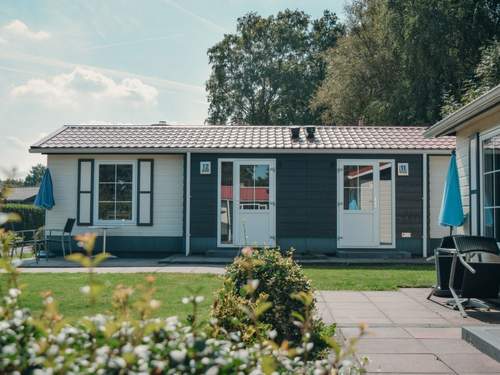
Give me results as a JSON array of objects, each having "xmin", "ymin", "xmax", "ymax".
[{"xmin": 0, "ymin": 0, "xmax": 345, "ymax": 179}]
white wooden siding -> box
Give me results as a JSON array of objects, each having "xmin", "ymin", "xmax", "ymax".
[
  {"xmin": 455, "ymin": 110, "xmax": 500, "ymax": 234},
  {"xmin": 46, "ymin": 154, "xmax": 184, "ymax": 236},
  {"xmin": 428, "ymin": 155, "xmax": 451, "ymax": 238}
]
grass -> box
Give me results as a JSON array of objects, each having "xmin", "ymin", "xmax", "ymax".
[
  {"xmin": 303, "ymin": 265, "xmax": 435, "ymax": 290},
  {"xmin": 1, "ymin": 265, "xmax": 435, "ymax": 321}
]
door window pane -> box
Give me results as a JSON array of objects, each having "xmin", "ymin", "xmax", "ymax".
[
  {"xmin": 482, "ymin": 134, "xmax": 500, "ymax": 241},
  {"xmin": 239, "ymin": 164, "xmax": 270, "ymax": 210},
  {"xmin": 98, "ymin": 163, "xmax": 133, "ymax": 221},
  {"xmin": 220, "ymin": 162, "xmax": 234, "ymax": 244},
  {"xmin": 343, "ymin": 165, "xmax": 373, "ymax": 210}
]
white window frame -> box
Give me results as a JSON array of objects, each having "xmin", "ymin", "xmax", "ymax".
[
  {"xmin": 217, "ymin": 158, "xmax": 276, "ymax": 248},
  {"xmin": 337, "ymin": 159, "xmax": 396, "ymax": 249},
  {"xmin": 479, "ymin": 125, "xmax": 500, "ymax": 239},
  {"xmin": 94, "ymin": 160, "xmax": 137, "ymax": 225}
]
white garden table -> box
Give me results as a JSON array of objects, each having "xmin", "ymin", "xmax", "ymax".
[{"xmin": 88, "ymin": 225, "xmax": 116, "ymax": 257}]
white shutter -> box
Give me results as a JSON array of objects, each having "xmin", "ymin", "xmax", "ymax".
[
  {"xmin": 137, "ymin": 159, "xmax": 154, "ymax": 225},
  {"xmin": 77, "ymin": 159, "xmax": 94, "ymax": 225}
]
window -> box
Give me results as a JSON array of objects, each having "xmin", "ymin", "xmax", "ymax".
[
  {"xmin": 97, "ymin": 162, "xmax": 134, "ymax": 222},
  {"xmin": 379, "ymin": 162, "xmax": 393, "ymax": 245},
  {"xmin": 343, "ymin": 165, "xmax": 374, "ymax": 210},
  {"xmin": 482, "ymin": 132, "xmax": 500, "ymax": 241},
  {"xmin": 239, "ymin": 164, "xmax": 270, "ymax": 210},
  {"xmin": 220, "ymin": 161, "xmax": 234, "ymax": 244}
]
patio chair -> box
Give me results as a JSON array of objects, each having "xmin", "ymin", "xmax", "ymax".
[
  {"xmin": 446, "ymin": 235, "xmax": 500, "ymax": 317},
  {"xmin": 10, "ymin": 229, "xmax": 43, "ymax": 261},
  {"xmin": 427, "ymin": 236, "xmax": 465, "ymax": 299},
  {"xmin": 43, "ymin": 218, "xmax": 75, "ymax": 257}
]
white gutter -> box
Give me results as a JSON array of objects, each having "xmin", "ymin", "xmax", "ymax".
[
  {"xmin": 424, "ymin": 84, "xmax": 500, "ymax": 138},
  {"xmin": 422, "ymin": 153, "xmax": 428, "ymax": 258},
  {"xmin": 185, "ymin": 152, "xmax": 191, "ymax": 256}
]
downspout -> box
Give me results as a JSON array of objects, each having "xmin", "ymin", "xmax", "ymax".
[
  {"xmin": 185, "ymin": 152, "xmax": 191, "ymax": 256},
  {"xmin": 422, "ymin": 153, "xmax": 428, "ymax": 258}
]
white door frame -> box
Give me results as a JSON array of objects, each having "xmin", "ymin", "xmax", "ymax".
[
  {"xmin": 479, "ymin": 125, "xmax": 500, "ymax": 239},
  {"xmin": 217, "ymin": 158, "xmax": 276, "ymax": 248},
  {"xmin": 337, "ymin": 159, "xmax": 396, "ymax": 249}
]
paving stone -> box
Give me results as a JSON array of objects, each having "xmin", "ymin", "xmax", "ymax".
[
  {"xmin": 420, "ymin": 339, "xmax": 480, "ymax": 354},
  {"xmin": 405, "ymin": 327, "xmax": 462, "ymax": 339},
  {"xmin": 319, "ymin": 291, "xmax": 369, "ymax": 302},
  {"xmin": 364, "ymin": 353, "xmax": 452, "ymax": 373},
  {"xmin": 342, "ymin": 326, "xmax": 412, "ymax": 339},
  {"xmin": 439, "ymin": 353, "xmax": 500, "ymax": 374},
  {"xmin": 357, "ymin": 338, "xmax": 430, "ymax": 354}
]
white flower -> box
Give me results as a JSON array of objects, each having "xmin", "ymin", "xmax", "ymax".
[
  {"xmin": 182, "ymin": 297, "xmax": 190, "ymax": 304},
  {"xmin": 170, "ymin": 349, "xmax": 186, "ymax": 363},
  {"xmin": 249, "ymin": 279, "xmax": 259, "ymax": 290},
  {"xmin": 149, "ymin": 299, "xmax": 161, "ymax": 309},
  {"xmin": 2, "ymin": 344, "xmax": 16, "ymax": 355},
  {"xmin": 80, "ymin": 285, "xmax": 91, "ymax": 295},
  {"xmin": 195, "ymin": 296, "xmax": 204, "ymax": 303},
  {"xmin": 267, "ymin": 330, "xmax": 277, "ymax": 339},
  {"xmin": 306, "ymin": 342, "xmax": 314, "ymax": 351},
  {"xmin": 8, "ymin": 288, "xmax": 21, "ymax": 298}
]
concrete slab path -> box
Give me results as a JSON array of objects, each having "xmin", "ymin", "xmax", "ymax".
[{"xmin": 318, "ymin": 288, "xmax": 500, "ymax": 374}]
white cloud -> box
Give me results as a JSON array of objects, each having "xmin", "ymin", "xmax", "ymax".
[
  {"xmin": 10, "ymin": 67, "xmax": 159, "ymax": 107},
  {"xmin": 2, "ymin": 20, "xmax": 50, "ymax": 41}
]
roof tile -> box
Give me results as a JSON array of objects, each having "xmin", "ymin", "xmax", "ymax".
[{"xmin": 31, "ymin": 125, "xmax": 455, "ymax": 151}]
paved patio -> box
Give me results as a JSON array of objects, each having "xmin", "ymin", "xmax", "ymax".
[{"xmin": 317, "ymin": 288, "xmax": 500, "ymax": 374}]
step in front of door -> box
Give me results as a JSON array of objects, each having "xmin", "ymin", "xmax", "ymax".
[{"xmin": 336, "ymin": 250, "xmax": 412, "ymax": 259}]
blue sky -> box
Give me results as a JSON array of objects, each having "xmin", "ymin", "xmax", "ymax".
[{"xmin": 0, "ymin": 0, "xmax": 345, "ymax": 177}]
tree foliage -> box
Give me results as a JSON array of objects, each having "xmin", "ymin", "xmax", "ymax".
[
  {"xmin": 313, "ymin": 0, "xmax": 500, "ymax": 125},
  {"xmin": 23, "ymin": 164, "xmax": 46, "ymax": 187},
  {"xmin": 441, "ymin": 40, "xmax": 500, "ymax": 116},
  {"xmin": 206, "ymin": 10, "xmax": 344, "ymax": 125}
]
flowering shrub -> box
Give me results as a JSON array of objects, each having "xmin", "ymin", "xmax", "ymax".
[
  {"xmin": 0, "ymin": 219, "xmax": 367, "ymax": 374},
  {"xmin": 212, "ymin": 247, "xmax": 334, "ymax": 354}
]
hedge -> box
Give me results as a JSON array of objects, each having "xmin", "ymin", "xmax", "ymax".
[{"xmin": 1, "ymin": 203, "xmax": 45, "ymax": 231}]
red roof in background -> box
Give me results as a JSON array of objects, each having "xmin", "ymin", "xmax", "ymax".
[{"xmin": 221, "ymin": 185, "xmax": 269, "ymax": 201}]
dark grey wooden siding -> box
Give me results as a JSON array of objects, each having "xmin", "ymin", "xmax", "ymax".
[{"xmin": 190, "ymin": 153, "xmax": 423, "ymax": 252}]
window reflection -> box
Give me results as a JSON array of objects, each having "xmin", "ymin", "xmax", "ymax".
[
  {"xmin": 482, "ymin": 135, "xmax": 500, "ymax": 241},
  {"xmin": 239, "ymin": 164, "xmax": 270, "ymax": 210},
  {"xmin": 220, "ymin": 162, "xmax": 234, "ymax": 244},
  {"xmin": 343, "ymin": 165, "xmax": 373, "ymax": 210}
]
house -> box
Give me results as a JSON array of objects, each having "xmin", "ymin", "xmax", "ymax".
[
  {"xmin": 30, "ymin": 124, "xmax": 454, "ymax": 257},
  {"xmin": 4, "ymin": 186, "xmax": 39, "ymax": 204},
  {"xmin": 424, "ymin": 84, "xmax": 500, "ymax": 243}
]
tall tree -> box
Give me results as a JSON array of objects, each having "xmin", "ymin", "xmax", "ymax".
[
  {"xmin": 313, "ymin": 0, "xmax": 500, "ymax": 125},
  {"xmin": 441, "ymin": 40, "xmax": 500, "ymax": 116},
  {"xmin": 206, "ymin": 10, "xmax": 344, "ymax": 125},
  {"xmin": 24, "ymin": 164, "xmax": 46, "ymax": 186}
]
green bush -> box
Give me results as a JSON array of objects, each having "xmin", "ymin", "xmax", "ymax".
[
  {"xmin": 1, "ymin": 203, "xmax": 44, "ymax": 231},
  {"xmin": 212, "ymin": 248, "xmax": 335, "ymax": 352},
  {"xmin": 0, "ymin": 233, "xmax": 366, "ymax": 374}
]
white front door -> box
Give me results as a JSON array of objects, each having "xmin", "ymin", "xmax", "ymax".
[
  {"xmin": 337, "ymin": 160, "xmax": 395, "ymax": 248},
  {"xmin": 218, "ymin": 159, "xmax": 276, "ymax": 248}
]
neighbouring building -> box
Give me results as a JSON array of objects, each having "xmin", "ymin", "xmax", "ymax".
[
  {"xmin": 30, "ymin": 124, "xmax": 454, "ymax": 257},
  {"xmin": 425, "ymin": 84, "xmax": 500, "ymax": 243}
]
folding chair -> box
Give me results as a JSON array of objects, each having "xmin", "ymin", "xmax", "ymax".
[
  {"xmin": 447, "ymin": 236, "xmax": 500, "ymax": 317},
  {"xmin": 427, "ymin": 236, "xmax": 465, "ymax": 299},
  {"xmin": 43, "ymin": 218, "xmax": 76, "ymax": 257}
]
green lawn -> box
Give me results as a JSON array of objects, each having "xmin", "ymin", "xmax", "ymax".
[
  {"xmin": 1, "ymin": 265, "xmax": 435, "ymax": 321},
  {"xmin": 303, "ymin": 265, "xmax": 435, "ymax": 290}
]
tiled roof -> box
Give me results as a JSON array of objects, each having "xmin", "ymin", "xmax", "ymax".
[
  {"xmin": 4, "ymin": 187, "xmax": 39, "ymax": 202},
  {"xmin": 31, "ymin": 125, "xmax": 455, "ymax": 152}
]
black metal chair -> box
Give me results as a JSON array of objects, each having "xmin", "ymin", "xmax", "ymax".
[
  {"xmin": 43, "ymin": 218, "xmax": 75, "ymax": 257},
  {"xmin": 446, "ymin": 235, "xmax": 500, "ymax": 317},
  {"xmin": 427, "ymin": 236, "xmax": 465, "ymax": 298}
]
